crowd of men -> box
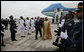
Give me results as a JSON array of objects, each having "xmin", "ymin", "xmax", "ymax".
[
  {"xmin": 1, "ymin": 2, "xmax": 83, "ymax": 51},
  {"xmin": 1, "ymin": 16, "xmax": 44, "ymax": 46}
]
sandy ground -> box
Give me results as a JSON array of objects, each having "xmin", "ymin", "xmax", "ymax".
[{"xmin": 1, "ymin": 22, "xmax": 61, "ymax": 51}]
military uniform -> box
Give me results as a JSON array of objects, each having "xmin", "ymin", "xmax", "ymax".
[
  {"xmin": 9, "ymin": 19, "xmax": 17, "ymax": 41},
  {"xmin": 69, "ymin": 20, "xmax": 83, "ymax": 51},
  {"xmin": 64, "ymin": 18, "xmax": 75, "ymax": 37},
  {"xmin": 59, "ymin": 18, "xmax": 75, "ymax": 51},
  {"xmin": 61, "ymin": 19, "xmax": 82, "ymax": 51}
]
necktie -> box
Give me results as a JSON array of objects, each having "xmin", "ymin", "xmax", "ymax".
[{"xmin": 37, "ymin": 20, "xmax": 39, "ymax": 24}]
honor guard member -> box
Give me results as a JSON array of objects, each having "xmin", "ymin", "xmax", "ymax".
[
  {"xmin": 25, "ymin": 17, "xmax": 31, "ymax": 35},
  {"xmin": 19, "ymin": 16, "xmax": 25, "ymax": 37},
  {"xmin": 9, "ymin": 15, "xmax": 17, "ymax": 41},
  {"xmin": 31, "ymin": 18, "xmax": 35, "ymax": 33},
  {"xmin": 69, "ymin": 2, "xmax": 83, "ymax": 51},
  {"xmin": 62, "ymin": 13, "xmax": 75, "ymax": 51},
  {"xmin": 54, "ymin": 13, "xmax": 75, "ymax": 51},
  {"xmin": 53, "ymin": 16, "xmax": 65, "ymax": 46},
  {"xmin": 56, "ymin": 2, "xmax": 83, "ymax": 51},
  {"xmin": 1, "ymin": 22, "xmax": 6, "ymax": 46}
]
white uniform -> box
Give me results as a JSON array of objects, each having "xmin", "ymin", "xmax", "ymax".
[
  {"xmin": 19, "ymin": 19, "xmax": 25, "ymax": 36},
  {"xmin": 25, "ymin": 20, "xmax": 30, "ymax": 34},
  {"xmin": 55, "ymin": 10, "xmax": 63, "ymax": 23},
  {"xmin": 31, "ymin": 19, "xmax": 35, "ymax": 32}
]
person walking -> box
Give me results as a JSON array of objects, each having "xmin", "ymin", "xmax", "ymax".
[
  {"xmin": 42, "ymin": 17, "xmax": 52, "ymax": 40},
  {"xmin": 19, "ymin": 16, "xmax": 25, "ymax": 37},
  {"xmin": 25, "ymin": 17, "xmax": 31, "ymax": 35},
  {"xmin": 35, "ymin": 16, "xmax": 42, "ymax": 40},
  {"xmin": 31, "ymin": 18, "xmax": 35, "ymax": 33}
]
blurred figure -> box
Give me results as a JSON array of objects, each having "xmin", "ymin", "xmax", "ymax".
[
  {"xmin": 31, "ymin": 18, "xmax": 35, "ymax": 33},
  {"xmin": 5, "ymin": 18, "xmax": 9, "ymax": 30},
  {"xmin": 34, "ymin": 17, "xmax": 37, "ymax": 31},
  {"xmin": 1, "ymin": 22, "xmax": 6, "ymax": 47},
  {"xmin": 53, "ymin": 16, "xmax": 65, "ymax": 46},
  {"xmin": 19, "ymin": 16, "xmax": 25, "ymax": 37},
  {"xmin": 35, "ymin": 16, "xmax": 42, "ymax": 40},
  {"xmin": 55, "ymin": 13, "xmax": 75, "ymax": 51},
  {"xmin": 42, "ymin": 17, "xmax": 52, "ymax": 40},
  {"xmin": 23, "ymin": 19, "xmax": 26, "ymax": 28},
  {"xmin": 60, "ymin": 13, "xmax": 75, "ymax": 51},
  {"xmin": 54, "ymin": 2, "xmax": 83, "ymax": 51},
  {"xmin": 55, "ymin": 9, "xmax": 63, "ymax": 24},
  {"xmin": 69, "ymin": 2, "xmax": 83, "ymax": 51},
  {"xmin": 34, "ymin": 17, "xmax": 37, "ymax": 24},
  {"xmin": 40, "ymin": 18, "xmax": 44, "ymax": 27},
  {"xmin": 25, "ymin": 17, "xmax": 31, "ymax": 35},
  {"xmin": 61, "ymin": 2, "xmax": 83, "ymax": 51},
  {"xmin": 9, "ymin": 15, "xmax": 17, "ymax": 41},
  {"xmin": 1, "ymin": 18, "xmax": 5, "ymax": 26}
]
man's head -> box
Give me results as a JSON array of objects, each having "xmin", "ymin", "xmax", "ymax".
[
  {"xmin": 26, "ymin": 17, "xmax": 29, "ymax": 20},
  {"xmin": 20, "ymin": 16, "xmax": 23, "ymax": 19},
  {"xmin": 45, "ymin": 17, "xmax": 48, "ymax": 21},
  {"xmin": 78, "ymin": 2, "xmax": 83, "ymax": 10},
  {"xmin": 35, "ymin": 17, "xmax": 37, "ymax": 19},
  {"xmin": 31, "ymin": 18, "xmax": 33, "ymax": 20},
  {"xmin": 76, "ymin": 10, "xmax": 83, "ymax": 20},
  {"xmin": 65, "ymin": 13, "xmax": 74, "ymax": 19},
  {"xmin": 76, "ymin": 2, "xmax": 83, "ymax": 20},
  {"xmin": 9, "ymin": 15, "xmax": 13, "ymax": 20},
  {"xmin": 6, "ymin": 18, "xmax": 8, "ymax": 19}
]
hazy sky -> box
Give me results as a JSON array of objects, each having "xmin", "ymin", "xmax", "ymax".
[{"xmin": 1, "ymin": 1, "xmax": 83, "ymax": 19}]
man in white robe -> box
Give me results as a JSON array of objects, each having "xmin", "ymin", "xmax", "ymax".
[
  {"xmin": 19, "ymin": 16, "xmax": 25, "ymax": 37},
  {"xmin": 25, "ymin": 17, "xmax": 31, "ymax": 35},
  {"xmin": 31, "ymin": 18, "xmax": 35, "ymax": 33}
]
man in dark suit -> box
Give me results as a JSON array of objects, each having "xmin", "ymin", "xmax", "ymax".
[
  {"xmin": 35, "ymin": 16, "xmax": 42, "ymax": 40},
  {"xmin": 9, "ymin": 15, "xmax": 17, "ymax": 41}
]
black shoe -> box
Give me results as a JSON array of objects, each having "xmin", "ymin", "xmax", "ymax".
[
  {"xmin": 14, "ymin": 39, "xmax": 17, "ymax": 41},
  {"xmin": 40, "ymin": 36, "xmax": 42, "ymax": 37},
  {"xmin": 53, "ymin": 42, "xmax": 60, "ymax": 46},
  {"xmin": 55, "ymin": 34, "xmax": 57, "ymax": 36},
  {"xmin": 2, "ymin": 44, "xmax": 6, "ymax": 47},
  {"xmin": 12, "ymin": 40, "xmax": 15, "ymax": 41},
  {"xmin": 55, "ymin": 34, "xmax": 58, "ymax": 36},
  {"xmin": 35, "ymin": 39, "xmax": 37, "ymax": 40},
  {"xmin": 28, "ymin": 33, "xmax": 31, "ymax": 35},
  {"xmin": 21, "ymin": 36, "xmax": 25, "ymax": 37},
  {"xmin": 54, "ymin": 30, "xmax": 58, "ymax": 32}
]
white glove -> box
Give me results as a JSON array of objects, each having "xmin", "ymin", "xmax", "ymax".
[{"xmin": 59, "ymin": 30, "xmax": 68, "ymax": 39}]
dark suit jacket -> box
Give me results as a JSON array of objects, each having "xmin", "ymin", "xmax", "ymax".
[
  {"xmin": 9, "ymin": 19, "xmax": 17, "ymax": 33},
  {"xmin": 35, "ymin": 20, "xmax": 43, "ymax": 29}
]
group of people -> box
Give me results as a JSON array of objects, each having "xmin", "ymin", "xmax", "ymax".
[
  {"xmin": 1, "ymin": 15, "xmax": 52, "ymax": 47},
  {"xmin": 1, "ymin": 2, "xmax": 83, "ymax": 51},
  {"xmin": 53, "ymin": 2, "xmax": 83, "ymax": 51},
  {"xmin": 1, "ymin": 18, "xmax": 9, "ymax": 30},
  {"xmin": 19, "ymin": 16, "xmax": 52, "ymax": 40}
]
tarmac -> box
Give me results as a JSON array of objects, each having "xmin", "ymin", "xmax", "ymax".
[{"xmin": 1, "ymin": 22, "xmax": 61, "ymax": 51}]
